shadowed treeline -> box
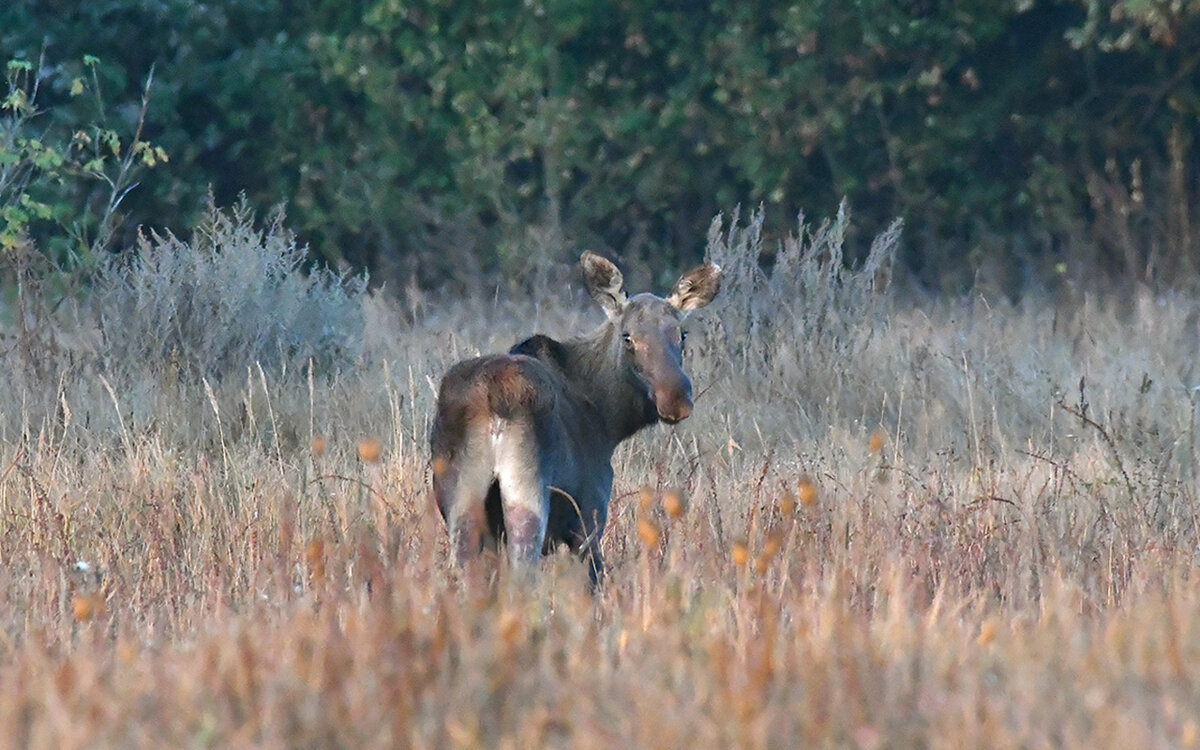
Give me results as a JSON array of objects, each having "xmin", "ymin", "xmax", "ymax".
[{"xmin": 2, "ymin": 1, "xmax": 1199, "ymax": 293}]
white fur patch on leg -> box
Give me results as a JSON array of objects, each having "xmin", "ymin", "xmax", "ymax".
[{"xmin": 492, "ymin": 420, "xmax": 548, "ymax": 565}]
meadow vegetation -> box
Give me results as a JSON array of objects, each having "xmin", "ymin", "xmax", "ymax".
[{"xmin": 2, "ymin": 204, "xmax": 1200, "ymax": 747}]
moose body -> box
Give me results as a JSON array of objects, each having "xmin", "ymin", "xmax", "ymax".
[{"xmin": 431, "ymin": 252, "xmax": 720, "ymax": 584}]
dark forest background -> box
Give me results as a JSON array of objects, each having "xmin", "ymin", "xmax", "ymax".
[{"xmin": 2, "ymin": 0, "xmax": 1198, "ymax": 295}]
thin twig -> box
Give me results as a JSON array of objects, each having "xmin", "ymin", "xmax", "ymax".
[
  {"xmin": 312, "ymin": 473, "xmax": 399, "ymax": 512},
  {"xmin": 1056, "ymin": 397, "xmax": 1136, "ymax": 513}
]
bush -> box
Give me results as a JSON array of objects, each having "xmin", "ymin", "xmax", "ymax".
[
  {"xmin": 697, "ymin": 204, "xmax": 901, "ymax": 439},
  {"xmin": 708, "ymin": 203, "xmax": 900, "ymax": 371},
  {"xmin": 93, "ymin": 199, "xmax": 367, "ymax": 381}
]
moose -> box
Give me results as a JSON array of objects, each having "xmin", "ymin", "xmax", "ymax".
[{"xmin": 431, "ymin": 251, "xmax": 721, "ymax": 585}]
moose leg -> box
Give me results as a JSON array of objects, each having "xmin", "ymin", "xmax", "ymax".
[
  {"xmin": 578, "ymin": 506, "xmax": 607, "ymax": 589},
  {"xmin": 547, "ymin": 489, "xmax": 607, "ymax": 590},
  {"xmin": 432, "ymin": 436, "xmax": 495, "ymax": 563},
  {"xmin": 493, "ymin": 422, "xmax": 549, "ymax": 568},
  {"xmin": 580, "ymin": 541, "xmax": 605, "ymax": 590}
]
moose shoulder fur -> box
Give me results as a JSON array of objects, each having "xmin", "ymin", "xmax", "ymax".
[{"xmin": 431, "ymin": 251, "xmax": 721, "ymax": 585}]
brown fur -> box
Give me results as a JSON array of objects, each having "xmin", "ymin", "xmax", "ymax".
[{"xmin": 480, "ymin": 357, "xmax": 554, "ymax": 418}]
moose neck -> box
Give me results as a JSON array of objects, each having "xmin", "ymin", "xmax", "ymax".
[{"xmin": 564, "ymin": 323, "xmax": 658, "ymax": 448}]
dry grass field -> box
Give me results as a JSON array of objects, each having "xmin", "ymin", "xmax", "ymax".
[{"xmin": 2, "ymin": 206, "xmax": 1200, "ymax": 748}]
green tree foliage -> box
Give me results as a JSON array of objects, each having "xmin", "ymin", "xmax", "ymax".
[
  {"xmin": 2, "ymin": 0, "xmax": 1197, "ymax": 291},
  {"xmin": 1, "ymin": 52, "xmax": 167, "ymax": 300}
]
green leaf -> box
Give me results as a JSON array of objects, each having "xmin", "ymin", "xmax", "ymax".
[{"xmin": 2, "ymin": 89, "xmax": 28, "ymax": 112}]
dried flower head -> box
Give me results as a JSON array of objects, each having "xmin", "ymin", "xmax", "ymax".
[
  {"xmin": 71, "ymin": 595, "xmax": 94, "ymax": 623},
  {"xmin": 762, "ymin": 530, "xmax": 783, "ymax": 559},
  {"xmin": 869, "ymin": 429, "xmax": 885, "ymax": 454},
  {"xmin": 731, "ymin": 539, "xmax": 749, "ymax": 568},
  {"xmin": 357, "ymin": 438, "xmax": 383, "ymax": 463},
  {"xmin": 637, "ymin": 517, "xmax": 661, "ymax": 548},
  {"xmin": 778, "ymin": 490, "xmax": 797, "ymax": 516},
  {"xmin": 977, "ymin": 620, "xmax": 996, "ymax": 646},
  {"xmin": 71, "ymin": 593, "xmax": 104, "ymax": 623},
  {"xmin": 798, "ymin": 475, "xmax": 819, "ymax": 508},
  {"xmin": 431, "ymin": 456, "xmax": 449, "ymax": 479},
  {"xmin": 306, "ymin": 538, "xmax": 326, "ymax": 582},
  {"xmin": 753, "ymin": 554, "xmax": 771, "ymax": 575},
  {"xmin": 661, "ymin": 490, "xmax": 686, "ymax": 520},
  {"xmin": 638, "ymin": 487, "xmax": 655, "ymax": 514}
]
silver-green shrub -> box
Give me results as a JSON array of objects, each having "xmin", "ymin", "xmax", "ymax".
[{"xmin": 94, "ymin": 199, "xmax": 367, "ymax": 381}]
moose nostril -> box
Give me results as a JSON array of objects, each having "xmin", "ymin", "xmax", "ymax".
[
  {"xmin": 673, "ymin": 401, "xmax": 692, "ymax": 422},
  {"xmin": 656, "ymin": 393, "xmax": 693, "ymax": 423}
]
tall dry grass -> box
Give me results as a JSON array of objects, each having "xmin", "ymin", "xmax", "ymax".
[{"xmin": 1, "ymin": 204, "xmax": 1199, "ymax": 748}]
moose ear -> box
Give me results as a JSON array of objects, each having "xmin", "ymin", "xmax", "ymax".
[
  {"xmin": 666, "ymin": 262, "xmax": 721, "ymax": 313},
  {"xmin": 581, "ymin": 251, "xmax": 627, "ymax": 319}
]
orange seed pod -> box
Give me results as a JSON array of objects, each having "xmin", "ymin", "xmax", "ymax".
[
  {"xmin": 869, "ymin": 429, "xmax": 885, "ymax": 454},
  {"xmin": 357, "ymin": 438, "xmax": 383, "ymax": 463},
  {"xmin": 638, "ymin": 487, "xmax": 655, "ymax": 514},
  {"xmin": 662, "ymin": 490, "xmax": 685, "ymax": 520},
  {"xmin": 637, "ymin": 517, "xmax": 661, "ymax": 548},
  {"xmin": 797, "ymin": 475, "xmax": 819, "ymax": 508},
  {"xmin": 731, "ymin": 539, "xmax": 749, "ymax": 568}
]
